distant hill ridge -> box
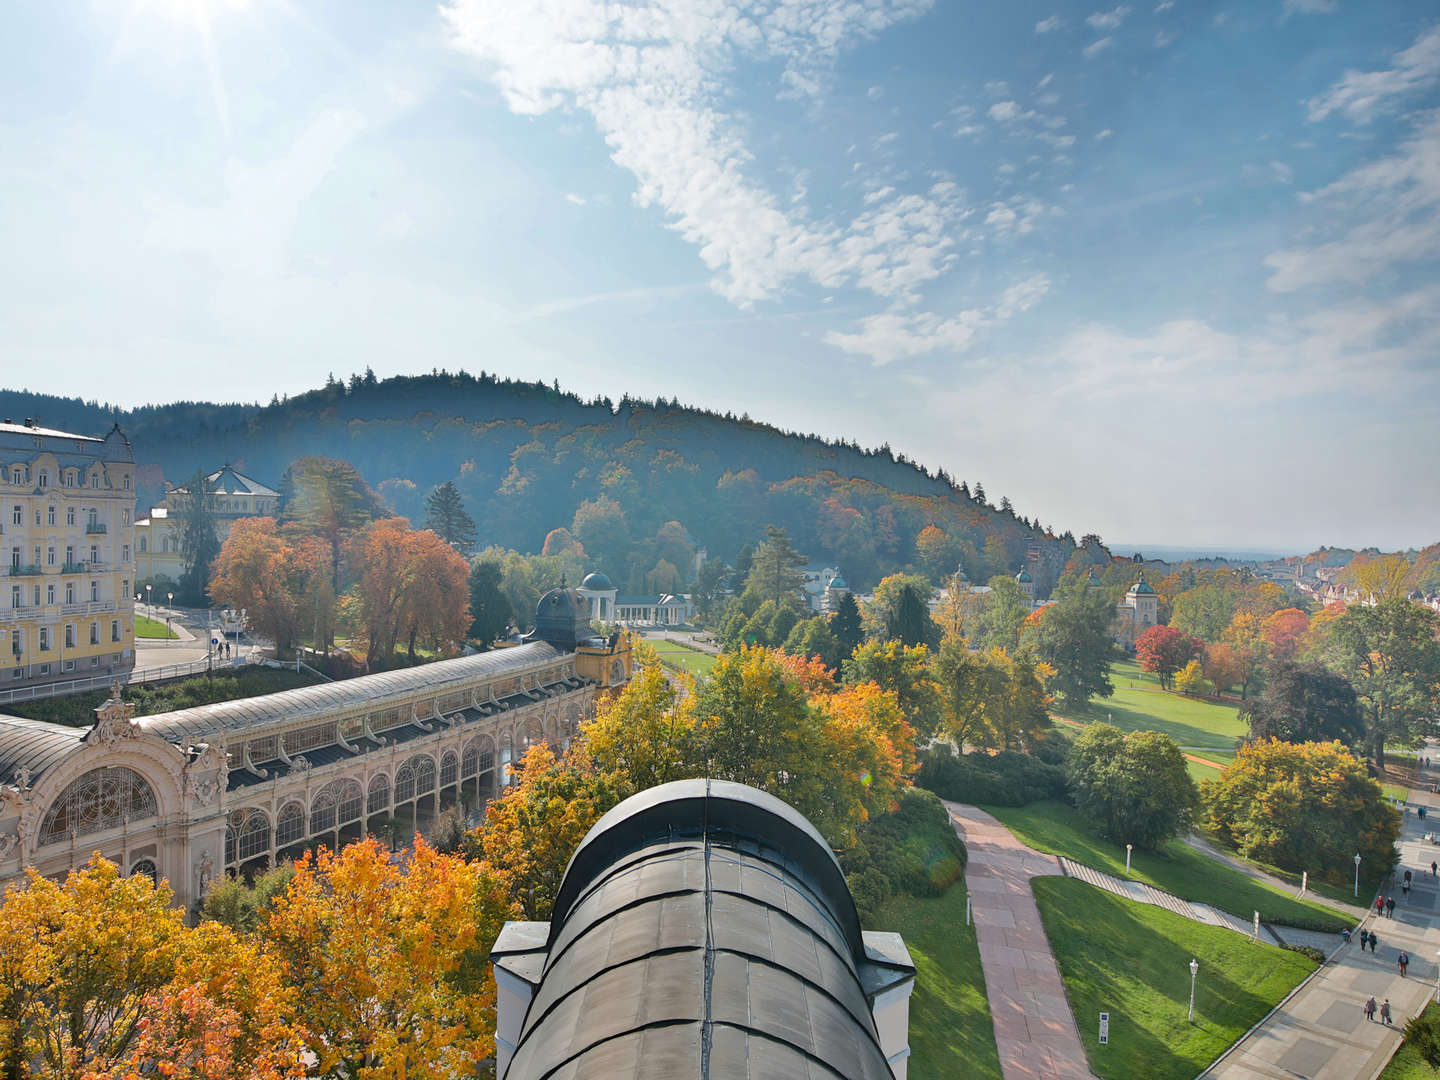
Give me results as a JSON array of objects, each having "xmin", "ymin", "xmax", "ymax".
[{"xmin": 0, "ymin": 372, "xmax": 1087, "ymax": 591}]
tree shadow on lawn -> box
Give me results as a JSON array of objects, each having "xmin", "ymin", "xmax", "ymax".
[
  {"xmin": 1035, "ymin": 878, "xmax": 1316, "ymax": 1080},
  {"xmin": 1069, "ymin": 698, "xmax": 1241, "ymax": 752}
]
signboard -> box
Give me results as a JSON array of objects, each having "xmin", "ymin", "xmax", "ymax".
[
  {"xmin": 1253, "ymin": 911, "xmax": 1261, "ymax": 942},
  {"xmin": 1099, "ymin": 1013, "xmax": 1109, "ymax": 1046}
]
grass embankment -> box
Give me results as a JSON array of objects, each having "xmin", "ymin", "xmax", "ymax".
[
  {"xmin": 134, "ymin": 615, "xmax": 178, "ymax": 639},
  {"xmin": 1054, "ymin": 660, "xmax": 1246, "ymax": 754},
  {"xmin": 648, "ymin": 638, "xmax": 718, "ymax": 677},
  {"xmin": 4, "ymin": 668, "xmax": 322, "ymax": 726},
  {"xmin": 1033, "ymin": 877, "xmax": 1317, "ymax": 1080},
  {"xmin": 1378, "ymin": 1003, "xmax": 1440, "ymax": 1078},
  {"xmin": 986, "ymin": 800, "xmax": 1351, "ymax": 931},
  {"xmin": 875, "ymin": 883, "xmax": 1002, "ymax": 1079}
]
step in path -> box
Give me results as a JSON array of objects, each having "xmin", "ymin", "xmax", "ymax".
[{"xmin": 1056, "ymin": 857, "xmax": 1286, "ymax": 945}]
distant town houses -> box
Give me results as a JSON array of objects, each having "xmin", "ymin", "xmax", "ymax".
[{"xmin": 134, "ymin": 465, "xmax": 280, "ymax": 586}]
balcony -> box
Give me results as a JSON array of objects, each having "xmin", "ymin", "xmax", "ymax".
[
  {"xmin": 6, "ymin": 564, "xmax": 42, "ymax": 578},
  {"xmin": 0, "ymin": 605, "xmax": 38, "ymax": 624},
  {"xmin": 61, "ymin": 600, "xmax": 115, "ymax": 617},
  {"xmin": 85, "ymin": 523, "xmax": 107, "ymax": 535},
  {"xmin": 60, "ymin": 562, "xmax": 87, "ymax": 575}
]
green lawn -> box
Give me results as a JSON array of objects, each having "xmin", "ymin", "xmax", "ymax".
[
  {"xmin": 875, "ymin": 884, "xmax": 1001, "ymax": 1080},
  {"xmin": 1187, "ymin": 759, "xmax": 1223, "ymax": 785},
  {"xmin": 134, "ymin": 614, "xmax": 178, "ymax": 639},
  {"xmin": 1057, "ymin": 661, "xmax": 1246, "ymax": 751},
  {"xmin": 648, "ymin": 638, "xmax": 718, "ymax": 677},
  {"xmin": 985, "ymin": 800, "xmax": 1351, "ymax": 932},
  {"xmin": 1378, "ymin": 1003, "xmax": 1440, "ymax": 1078},
  {"xmin": 1034, "ymin": 877, "xmax": 1317, "ymax": 1080}
]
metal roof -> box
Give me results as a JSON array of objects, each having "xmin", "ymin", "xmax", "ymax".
[
  {"xmin": 503, "ymin": 779, "xmax": 894, "ymax": 1080},
  {"xmin": 137, "ymin": 642, "xmax": 563, "ymax": 744},
  {"xmin": 0, "ymin": 715, "xmax": 87, "ymax": 787},
  {"xmin": 170, "ymin": 464, "xmax": 280, "ymax": 499}
]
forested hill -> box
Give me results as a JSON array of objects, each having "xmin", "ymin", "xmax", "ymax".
[{"xmin": 0, "ymin": 372, "xmax": 1089, "ymax": 591}]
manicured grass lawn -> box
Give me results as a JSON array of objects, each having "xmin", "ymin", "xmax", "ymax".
[
  {"xmin": 648, "ymin": 638, "xmax": 718, "ymax": 677},
  {"xmin": 1187, "ymin": 759, "xmax": 1223, "ymax": 785},
  {"xmin": 1378, "ymin": 1002, "xmax": 1440, "ymax": 1078},
  {"xmin": 1033, "ymin": 877, "xmax": 1317, "ymax": 1080},
  {"xmin": 1056, "ymin": 661, "xmax": 1245, "ymax": 751},
  {"xmin": 875, "ymin": 883, "xmax": 1002, "ymax": 1080},
  {"xmin": 986, "ymin": 801, "xmax": 1351, "ymax": 932},
  {"xmin": 134, "ymin": 614, "xmax": 178, "ymax": 639}
]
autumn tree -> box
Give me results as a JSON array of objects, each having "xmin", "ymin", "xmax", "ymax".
[
  {"xmin": 207, "ymin": 518, "xmax": 332, "ymax": 656},
  {"xmin": 1240, "ymin": 660, "xmax": 1363, "ymax": 746},
  {"xmin": 349, "ymin": 519, "xmax": 469, "ymax": 666},
  {"xmin": 1345, "ymin": 553, "xmax": 1411, "ymax": 604},
  {"xmin": 1174, "ymin": 659, "xmax": 1214, "ymax": 697},
  {"xmin": 539, "ymin": 526, "xmax": 584, "ymax": 559},
  {"xmin": 914, "ymin": 524, "xmax": 959, "ymax": 582},
  {"xmin": 1221, "ymin": 610, "xmax": 1267, "ymax": 699},
  {"xmin": 1135, "ymin": 624, "xmax": 1204, "ymax": 690},
  {"xmin": 842, "ymin": 640, "xmax": 941, "ymax": 740},
  {"xmin": 1068, "ymin": 724, "xmax": 1197, "ymax": 849},
  {"xmin": 423, "ymin": 481, "xmax": 477, "ymax": 552},
  {"xmin": 1326, "ymin": 598, "xmax": 1440, "ymax": 764},
  {"xmin": 1202, "ymin": 641, "xmax": 1246, "ymax": 697},
  {"xmin": 397, "ymin": 527, "xmax": 471, "ymax": 661},
  {"xmin": 1202, "ymin": 739, "xmax": 1398, "ymax": 882},
  {"xmin": 583, "ymin": 647, "xmax": 697, "ymax": 792},
  {"xmin": 1260, "ymin": 607, "xmax": 1310, "ymax": 662},
  {"xmin": 263, "ymin": 837, "xmax": 514, "ymax": 1080}
]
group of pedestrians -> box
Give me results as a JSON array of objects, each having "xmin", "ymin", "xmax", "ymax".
[
  {"xmin": 1365, "ymin": 995, "xmax": 1394, "ymax": 1025},
  {"xmin": 1376, "ymin": 894, "xmax": 1398, "ymax": 918},
  {"xmin": 1354, "ymin": 928, "xmax": 1380, "ymax": 952}
]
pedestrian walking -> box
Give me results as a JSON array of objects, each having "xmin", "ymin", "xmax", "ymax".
[
  {"xmin": 1382, "ymin": 998, "xmax": 1393, "ymax": 1025},
  {"xmin": 1370, "ymin": 932, "xmax": 1379, "ymax": 953},
  {"xmin": 1387, "ymin": 895, "xmax": 1396, "ymax": 917},
  {"xmin": 1377, "ymin": 897, "xmax": 1386, "ymax": 917},
  {"xmin": 1400, "ymin": 950, "xmax": 1410, "ymax": 976},
  {"xmin": 1359, "ymin": 929, "xmax": 1370, "ymax": 950},
  {"xmin": 1365, "ymin": 995, "xmax": 1378, "ymax": 1022},
  {"xmin": 1433, "ymin": 860, "xmax": 1437, "ymax": 877},
  {"xmin": 1406, "ymin": 869, "xmax": 1413, "ymax": 887},
  {"xmin": 1343, "ymin": 928, "xmax": 1352, "ymax": 945}
]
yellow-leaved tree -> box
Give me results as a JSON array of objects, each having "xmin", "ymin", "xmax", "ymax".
[{"xmin": 261, "ymin": 837, "xmax": 514, "ymax": 1080}]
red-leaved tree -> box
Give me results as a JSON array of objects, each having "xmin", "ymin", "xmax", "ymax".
[{"xmin": 1136, "ymin": 625, "xmax": 1205, "ymax": 690}]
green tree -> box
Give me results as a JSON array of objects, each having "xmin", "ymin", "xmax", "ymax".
[
  {"xmin": 830, "ymin": 592, "xmax": 864, "ymax": 660},
  {"xmin": 1326, "ymin": 599, "xmax": 1440, "ymax": 764},
  {"xmin": 1202, "ymin": 738, "xmax": 1398, "ymax": 882},
  {"xmin": 743, "ymin": 526, "xmax": 807, "ymax": 609},
  {"xmin": 932, "ymin": 636, "xmax": 1006, "ymax": 750},
  {"xmin": 1021, "ymin": 580, "xmax": 1115, "ymax": 707},
  {"xmin": 423, "ymin": 481, "xmax": 477, "ymax": 552},
  {"xmin": 1241, "ymin": 661, "xmax": 1363, "ymax": 746},
  {"xmin": 842, "ymin": 639, "xmax": 941, "ymax": 740},
  {"xmin": 176, "ymin": 469, "xmax": 220, "ymax": 606},
  {"xmin": 280, "ymin": 457, "xmax": 381, "ymax": 588},
  {"xmin": 1068, "ymin": 724, "xmax": 1197, "ymax": 849},
  {"xmin": 583, "ymin": 648, "xmax": 696, "ymax": 792},
  {"xmin": 571, "ymin": 496, "xmax": 630, "ymax": 577},
  {"xmin": 467, "ymin": 557, "xmax": 513, "ymax": 645},
  {"xmin": 1170, "ymin": 584, "xmax": 1238, "ymax": 643},
  {"xmin": 865, "ymin": 573, "xmax": 940, "ymax": 648},
  {"xmin": 973, "ymin": 575, "xmax": 1031, "ymax": 653},
  {"xmin": 782, "ymin": 616, "xmax": 843, "ymax": 669}
]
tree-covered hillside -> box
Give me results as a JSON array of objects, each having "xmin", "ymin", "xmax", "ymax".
[{"xmin": 0, "ymin": 371, "xmax": 1084, "ymax": 591}]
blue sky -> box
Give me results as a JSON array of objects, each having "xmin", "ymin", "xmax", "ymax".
[{"xmin": 3, "ymin": 0, "xmax": 1438, "ymax": 552}]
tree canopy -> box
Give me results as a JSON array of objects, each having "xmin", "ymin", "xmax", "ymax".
[{"xmin": 1067, "ymin": 724, "xmax": 1196, "ymax": 849}]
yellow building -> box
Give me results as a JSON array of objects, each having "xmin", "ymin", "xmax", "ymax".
[
  {"xmin": 1, "ymin": 420, "xmax": 137, "ymax": 690},
  {"xmin": 135, "ymin": 465, "xmax": 280, "ymax": 587}
]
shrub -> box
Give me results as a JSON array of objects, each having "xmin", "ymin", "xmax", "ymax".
[
  {"xmin": 1068, "ymin": 724, "xmax": 1197, "ymax": 850},
  {"xmin": 842, "ymin": 787, "xmax": 966, "ymax": 923},
  {"xmin": 1280, "ymin": 943, "xmax": 1327, "ymax": 964},
  {"xmin": 916, "ymin": 747, "xmax": 1068, "ymax": 807}
]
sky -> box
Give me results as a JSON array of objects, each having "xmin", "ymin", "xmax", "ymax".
[{"xmin": 2, "ymin": 0, "xmax": 1438, "ymax": 553}]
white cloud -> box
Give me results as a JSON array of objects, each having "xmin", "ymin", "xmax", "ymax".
[
  {"xmin": 1270, "ymin": 160, "xmax": 1294, "ymax": 184},
  {"xmin": 1035, "ymin": 14, "xmax": 1064, "ymax": 32},
  {"xmin": 955, "ymin": 124, "xmax": 985, "ymax": 137},
  {"xmin": 1154, "ymin": 0, "xmax": 1174, "ymax": 10},
  {"xmin": 1266, "ymin": 109, "xmax": 1440, "ymax": 291},
  {"xmin": 989, "ymin": 101, "xmax": 1022, "ymax": 123},
  {"xmin": 1086, "ymin": 6, "xmax": 1132, "ymax": 30},
  {"xmin": 1083, "ymin": 36, "xmax": 1115, "ymax": 59},
  {"xmin": 1307, "ymin": 26, "xmax": 1440, "ymax": 124},
  {"xmin": 823, "ymin": 273, "xmax": 1050, "ymax": 363},
  {"xmin": 984, "ymin": 80, "xmax": 1011, "ymax": 97},
  {"xmin": 867, "ymin": 85, "xmax": 885, "ymax": 100},
  {"xmin": 564, "ymin": 192, "xmax": 587, "ymax": 205},
  {"xmin": 1283, "ymin": 0, "xmax": 1337, "ymax": 13},
  {"xmin": 443, "ymin": 0, "xmax": 963, "ymax": 307},
  {"xmin": 1038, "ymin": 72, "xmax": 1054, "ymax": 88},
  {"xmin": 1154, "ymin": 30, "xmax": 1176, "ymax": 47},
  {"xmin": 1095, "ymin": 128, "xmax": 1114, "ymax": 140}
]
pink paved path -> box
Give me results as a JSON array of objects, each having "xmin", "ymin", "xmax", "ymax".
[{"xmin": 946, "ymin": 801, "xmax": 1096, "ymax": 1080}]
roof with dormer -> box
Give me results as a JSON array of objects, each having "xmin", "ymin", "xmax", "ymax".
[{"xmin": 170, "ymin": 465, "xmax": 279, "ymax": 499}]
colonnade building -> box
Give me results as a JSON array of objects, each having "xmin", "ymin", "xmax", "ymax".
[{"xmin": 0, "ymin": 587, "xmax": 631, "ymax": 910}]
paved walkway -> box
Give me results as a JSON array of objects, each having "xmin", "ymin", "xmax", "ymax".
[
  {"xmin": 946, "ymin": 802, "xmax": 1096, "ymax": 1080},
  {"xmin": 1201, "ymin": 757, "xmax": 1440, "ymax": 1080}
]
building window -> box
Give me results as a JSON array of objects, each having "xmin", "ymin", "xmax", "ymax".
[
  {"xmin": 89, "ymin": 623, "xmax": 99, "ymax": 645},
  {"xmin": 122, "ymin": 545, "xmax": 130, "ymax": 564},
  {"xmin": 46, "ymin": 546, "xmax": 55, "ymax": 566},
  {"xmin": 9, "ymin": 630, "xmax": 19, "ymax": 657},
  {"xmin": 10, "ymin": 506, "xmax": 19, "ymax": 526},
  {"xmin": 32, "ymin": 585, "xmax": 39, "ymax": 606},
  {"xmin": 123, "ymin": 476, "xmax": 130, "ymax": 491},
  {"xmin": 47, "ymin": 506, "xmax": 55, "ymax": 526},
  {"xmin": 38, "ymin": 471, "xmax": 47, "ymax": 488},
  {"xmin": 129, "ymin": 859, "xmax": 156, "ymax": 882},
  {"xmin": 66, "ymin": 507, "xmax": 74, "ymax": 526},
  {"xmin": 91, "ymin": 475, "xmax": 99, "ymax": 489},
  {"xmin": 89, "ymin": 545, "xmax": 97, "ymax": 563},
  {"xmin": 33, "ymin": 509, "xmax": 40, "ymax": 526},
  {"xmin": 45, "ymin": 584, "xmax": 54, "ymax": 605},
  {"xmin": 90, "ymin": 581, "xmax": 99, "ymax": 602},
  {"xmin": 122, "ymin": 579, "xmax": 128, "ymax": 599},
  {"xmin": 9, "ymin": 547, "xmax": 18, "ymax": 569},
  {"xmin": 9, "ymin": 586, "xmax": 18, "ymax": 609},
  {"xmin": 111, "ymin": 620, "xmax": 120, "ymax": 642},
  {"xmin": 32, "ymin": 545, "xmax": 40, "ymax": 566},
  {"xmin": 65, "ymin": 545, "xmax": 74, "ymax": 565},
  {"xmin": 9, "ymin": 471, "xmax": 19, "ymax": 485},
  {"xmin": 138, "ymin": 536, "xmax": 146, "ymax": 552},
  {"xmin": 65, "ymin": 583, "xmax": 74, "ymax": 604},
  {"xmin": 38, "ymin": 767, "xmax": 158, "ymax": 847},
  {"xmin": 226, "ymin": 808, "xmax": 271, "ymax": 865},
  {"xmin": 39, "ymin": 628, "xmax": 49, "ymax": 651},
  {"xmin": 275, "ymin": 803, "xmax": 305, "ymax": 848},
  {"xmin": 65, "ymin": 625, "xmax": 74, "ymax": 648},
  {"xmin": 121, "ymin": 509, "xmax": 130, "ymax": 526}
]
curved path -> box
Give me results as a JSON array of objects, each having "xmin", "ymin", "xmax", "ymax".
[{"xmin": 946, "ymin": 801, "xmax": 1097, "ymax": 1080}]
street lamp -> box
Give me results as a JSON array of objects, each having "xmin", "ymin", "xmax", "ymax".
[
  {"xmin": 145, "ymin": 584, "xmax": 152, "ymax": 611},
  {"xmin": 1188, "ymin": 958, "xmax": 1199, "ymax": 1023},
  {"xmin": 1126, "ymin": 844, "xmax": 1133, "ymax": 874},
  {"xmin": 1355, "ymin": 853, "xmax": 1363, "ymax": 898}
]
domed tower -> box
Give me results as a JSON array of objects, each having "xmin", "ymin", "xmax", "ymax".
[
  {"xmin": 1015, "ymin": 567, "xmax": 1036, "ymax": 604},
  {"xmin": 822, "ymin": 573, "xmax": 850, "ymax": 614},
  {"xmin": 577, "ymin": 571, "xmax": 617, "ymax": 621},
  {"xmin": 1126, "ymin": 571, "xmax": 1158, "ymax": 629},
  {"xmin": 526, "ymin": 586, "xmax": 593, "ymax": 652}
]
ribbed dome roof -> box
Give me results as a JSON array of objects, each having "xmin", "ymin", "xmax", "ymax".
[
  {"xmin": 580, "ymin": 571, "xmax": 614, "ymax": 591},
  {"xmin": 1015, "ymin": 569, "xmax": 1033, "ymax": 582},
  {"xmin": 827, "ymin": 574, "xmax": 848, "ymax": 589}
]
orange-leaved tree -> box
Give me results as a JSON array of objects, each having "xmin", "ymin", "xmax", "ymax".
[
  {"xmin": 261, "ymin": 837, "xmax": 513, "ymax": 1080},
  {"xmin": 209, "ymin": 517, "xmax": 332, "ymax": 655}
]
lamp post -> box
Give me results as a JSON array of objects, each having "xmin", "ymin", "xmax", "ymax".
[
  {"xmin": 145, "ymin": 584, "xmax": 152, "ymax": 613},
  {"xmin": 1126, "ymin": 844, "xmax": 1133, "ymax": 874},
  {"xmin": 1355, "ymin": 853, "xmax": 1362, "ymax": 899},
  {"xmin": 1188, "ymin": 958, "xmax": 1199, "ymax": 1023}
]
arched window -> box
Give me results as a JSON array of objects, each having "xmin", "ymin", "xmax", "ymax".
[
  {"xmin": 275, "ymin": 802, "xmax": 305, "ymax": 848},
  {"xmin": 226, "ymin": 808, "xmax": 270, "ymax": 864},
  {"xmin": 367, "ymin": 773, "xmax": 390, "ymax": 816},
  {"xmin": 39, "ymin": 766, "xmax": 157, "ymax": 847},
  {"xmin": 394, "ymin": 754, "xmax": 435, "ymax": 803},
  {"xmin": 440, "ymin": 751, "xmax": 459, "ymax": 788},
  {"xmin": 130, "ymin": 858, "xmax": 157, "ymax": 882},
  {"xmin": 312, "ymin": 778, "xmax": 363, "ymax": 833},
  {"xmin": 500, "ymin": 731, "xmax": 514, "ymax": 787}
]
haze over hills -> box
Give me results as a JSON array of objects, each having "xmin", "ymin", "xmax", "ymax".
[{"xmin": 0, "ymin": 372, "xmax": 1088, "ymax": 592}]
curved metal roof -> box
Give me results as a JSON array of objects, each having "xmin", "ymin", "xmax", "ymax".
[
  {"xmin": 506, "ymin": 779, "xmax": 892, "ymax": 1080},
  {"xmin": 138, "ymin": 642, "xmax": 562, "ymax": 744},
  {"xmin": 0, "ymin": 715, "xmax": 86, "ymax": 786}
]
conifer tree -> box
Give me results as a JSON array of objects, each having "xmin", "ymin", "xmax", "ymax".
[{"xmin": 425, "ymin": 481, "xmax": 478, "ymax": 552}]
